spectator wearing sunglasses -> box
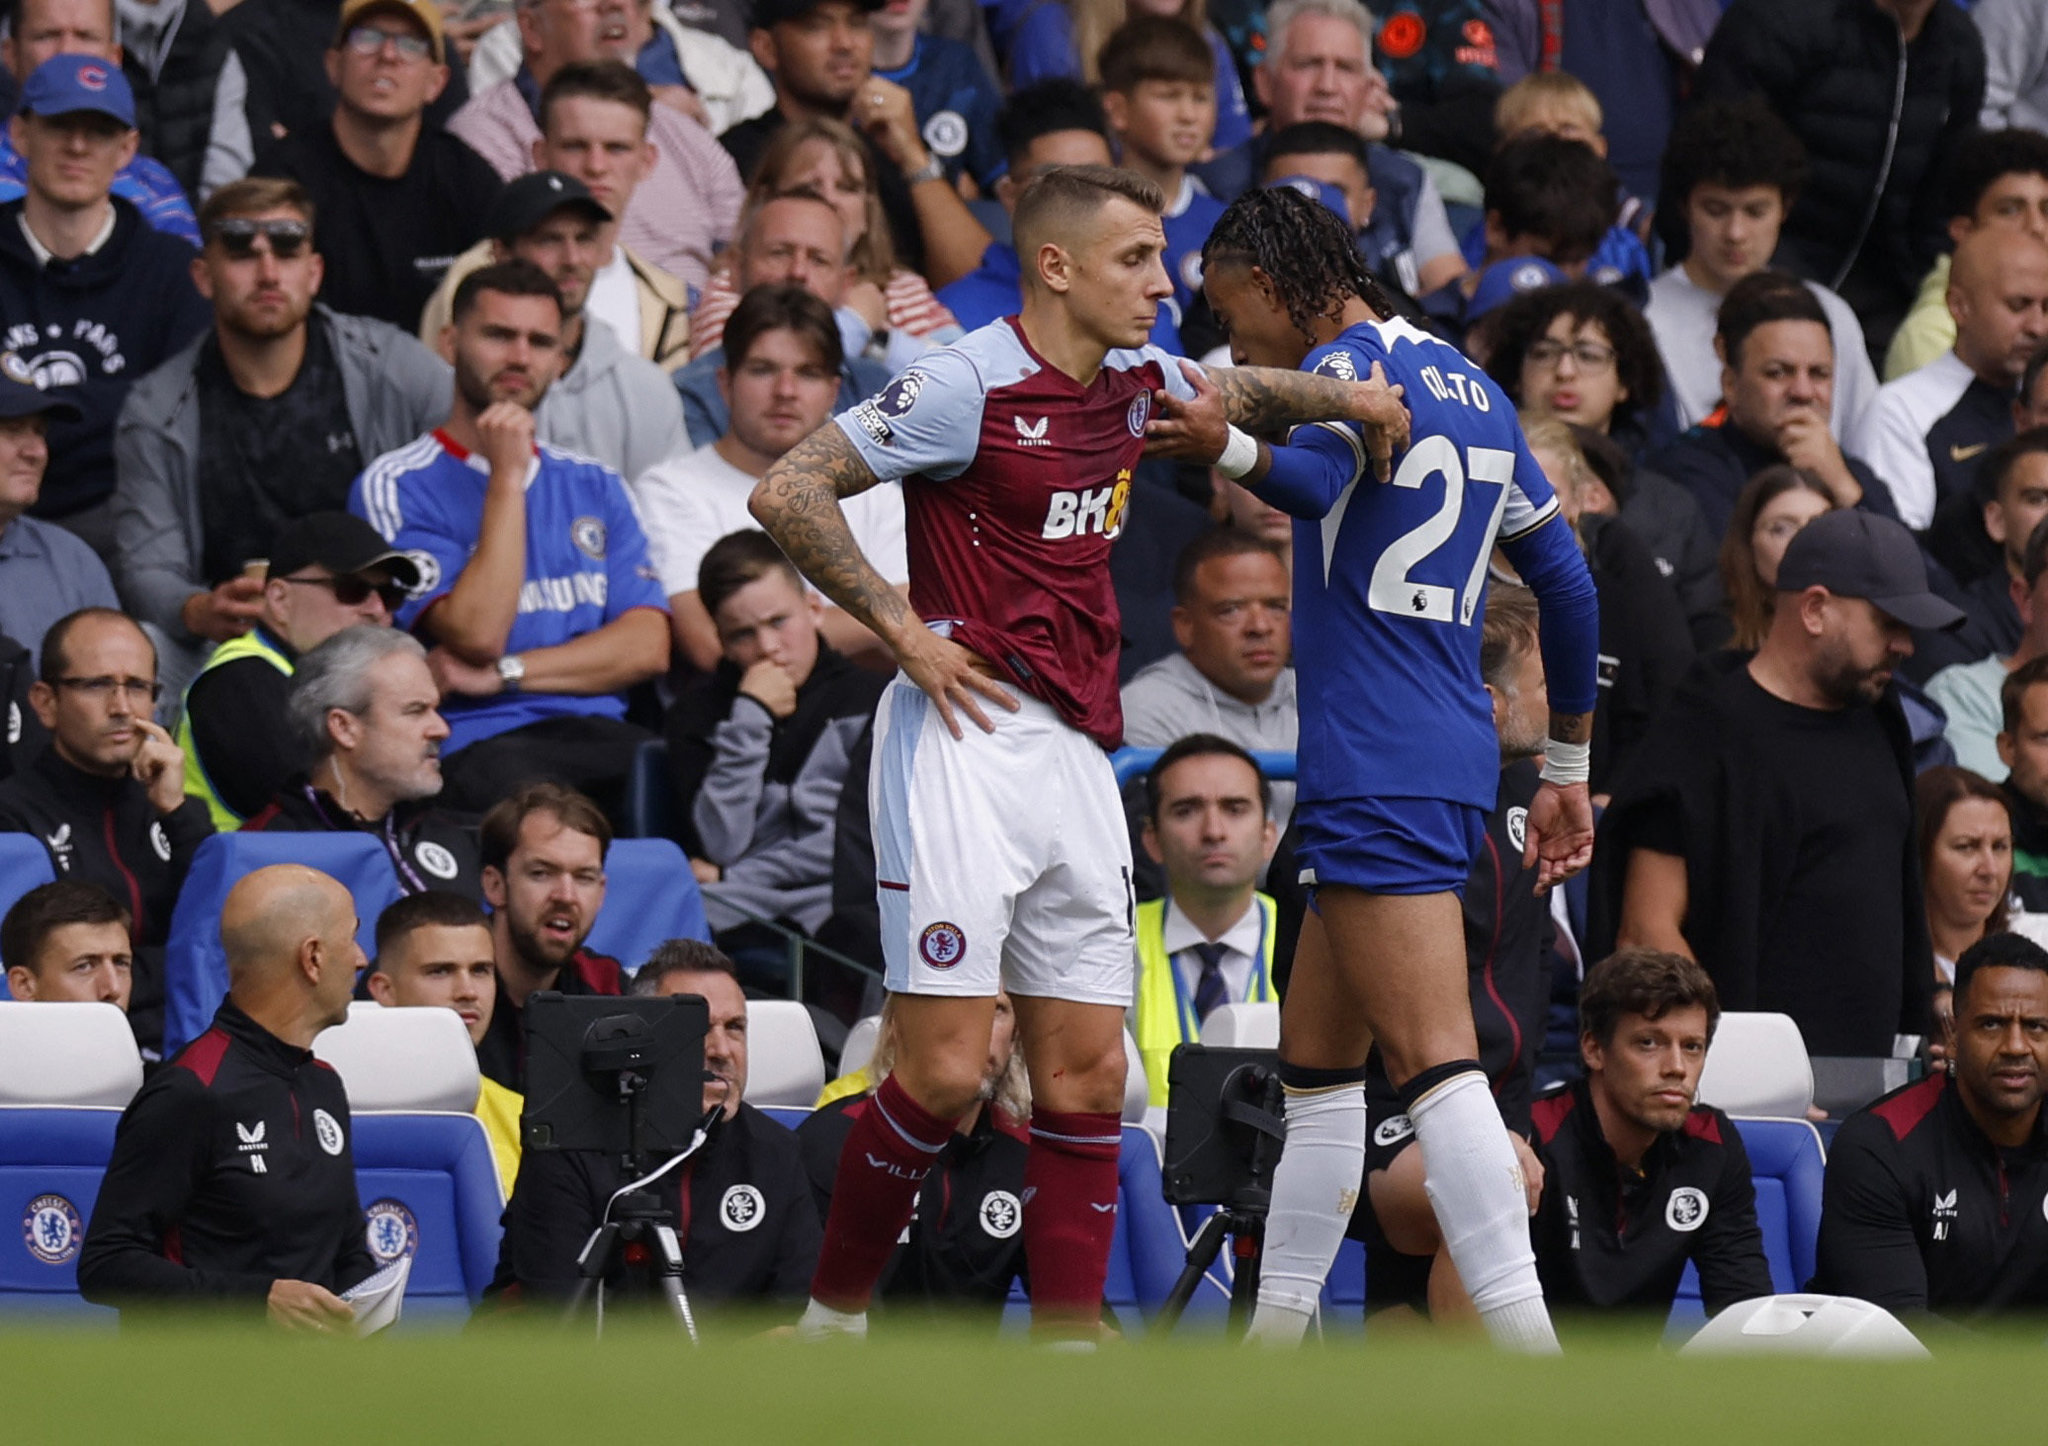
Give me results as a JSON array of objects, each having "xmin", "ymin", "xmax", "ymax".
[
  {"xmin": 0, "ymin": 56, "xmax": 209, "ymax": 557},
  {"xmin": 0, "ymin": 607, "xmax": 214, "ymax": 1055},
  {"xmin": 174, "ymin": 512, "xmax": 421, "ymax": 833},
  {"xmin": 249, "ymin": 0, "xmax": 502, "ymax": 329},
  {"xmin": 111, "ymin": 176, "xmax": 451, "ymax": 658},
  {"xmin": 0, "ymin": 375, "xmax": 115, "ymax": 673}
]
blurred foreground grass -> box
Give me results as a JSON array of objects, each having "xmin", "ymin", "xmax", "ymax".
[{"xmin": 4, "ymin": 1312, "xmax": 2038, "ymax": 1444}]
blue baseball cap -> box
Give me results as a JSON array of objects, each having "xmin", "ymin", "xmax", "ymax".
[
  {"xmin": 1467, "ymin": 255, "xmax": 1567, "ymax": 320},
  {"xmin": 1266, "ymin": 174, "xmax": 1355, "ymax": 230},
  {"xmin": 18, "ymin": 55, "xmax": 135, "ymax": 128},
  {"xmin": 0, "ymin": 355, "xmax": 82, "ymax": 422}
]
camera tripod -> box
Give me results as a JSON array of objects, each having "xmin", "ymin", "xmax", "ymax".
[
  {"xmin": 560, "ymin": 1060, "xmax": 710, "ymax": 1340},
  {"xmin": 1156, "ymin": 1063, "xmax": 1286, "ymax": 1335}
]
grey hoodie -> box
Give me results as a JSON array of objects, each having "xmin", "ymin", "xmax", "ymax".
[
  {"xmin": 1119, "ymin": 650, "xmax": 1298, "ymax": 835},
  {"xmin": 534, "ymin": 315, "xmax": 689, "ymax": 489},
  {"xmin": 111, "ymin": 305, "xmax": 452, "ymax": 641}
]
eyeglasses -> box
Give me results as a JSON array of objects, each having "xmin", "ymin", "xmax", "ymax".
[
  {"xmin": 1526, "ymin": 339, "xmax": 1618, "ymax": 372},
  {"xmin": 209, "ymin": 217, "xmax": 311, "ymax": 260},
  {"xmin": 54, "ymin": 676, "xmax": 162, "ymax": 702},
  {"xmin": 280, "ymin": 573, "xmax": 410, "ymax": 610},
  {"xmin": 343, "ymin": 24, "xmax": 434, "ymax": 60}
]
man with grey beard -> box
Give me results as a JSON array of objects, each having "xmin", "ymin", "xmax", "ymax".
[
  {"xmin": 244, "ymin": 624, "xmax": 485, "ymax": 904},
  {"xmin": 1592, "ymin": 510, "xmax": 1962, "ymax": 1056}
]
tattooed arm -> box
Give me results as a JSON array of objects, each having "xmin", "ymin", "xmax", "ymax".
[
  {"xmin": 749, "ymin": 422, "xmax": 1015, "ymax": 738},
  {"xmin": 1145, "ymin": 359, "xmax": 1411, "ymax": 483}
]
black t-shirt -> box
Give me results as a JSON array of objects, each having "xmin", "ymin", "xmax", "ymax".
[
  {"xmin": 251, "ymin": 123, "xmax": 502, "ymax": 328},
  {"xmin": 1633, "ymin": 673, "xmax": 1910, "ymax": 1055},
  {"xmin": 196, "ymin": 319, "xmax": 362, "ymax": 584}
]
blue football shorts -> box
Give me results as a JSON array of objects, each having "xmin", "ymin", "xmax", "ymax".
[{"xmin": 1293, "ymin": 795, "xmax": 1487, "ymax": 898}]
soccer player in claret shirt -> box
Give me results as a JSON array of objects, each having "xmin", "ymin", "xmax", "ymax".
[
  {"xmin": 1189, "ymin": 185, "xmax": 1601, "ymax": 1351},
  {"xmin": 749, "ymin": 163, "xmax": 1411, "ymax": 1341}
]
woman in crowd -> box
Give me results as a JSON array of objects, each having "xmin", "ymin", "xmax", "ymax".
[
  {"xmin": 1916, "ymin": 767, "xmax": 2015, "ymax": 1050},
  {"xmin": 1006, "ymin": 0, "xmax": 1250, "ymax": 152},
  {"xmin": 689, "ymin": 118, "xmax": 962, "ymax": 361},
  {"xmin": 1715, "ymin": 465, "xmax": 1836, "ymax": 652},
  {"xmin": 1519, "ymin": 417, "xmax": 1694, "ymax": 796}
]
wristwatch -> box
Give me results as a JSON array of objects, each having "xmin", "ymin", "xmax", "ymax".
[
  {"xmin": 496, "ymin": 654, "xmax": 526, "ymax": 693},
  {"xmin": 903, "ymin": 153, "xmax": 945, "ymax": 186}
]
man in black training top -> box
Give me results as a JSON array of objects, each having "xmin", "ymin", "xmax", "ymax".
[
  {"xmin": 77, "ymin": 865, "xmax": 373, "ymax": 1330},
  {"xmin": 1812, "ymin": 931, "xmax": 2048, "ymax": 1322},
  {"xmin": 1527, "ymin": 948, "xmax": 1772, "ymax": 1320}
]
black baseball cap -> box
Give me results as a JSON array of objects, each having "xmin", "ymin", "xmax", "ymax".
[
  {"xmin": 267, "ymin": 512, "xmax": 421, "ymax": 587},
  {"xmin": 1775, "ymin": 509, "xmax": 1965, "ymax": 630},
  {"xmin": 485, "ymin": 171, "xmax": 611, "ymax": 242},
  {"xmin": 751, "ymin": 0, "xmax": 884, "ymax": 29}
]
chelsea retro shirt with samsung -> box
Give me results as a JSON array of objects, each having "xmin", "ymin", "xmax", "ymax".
[
  {"xmin": 1254, "ymin": 316, "xmax": 1580, "ymax": 812},
  {"xmin": 350, "ymin": 429, "xmax": 669, "ymax": 751}
]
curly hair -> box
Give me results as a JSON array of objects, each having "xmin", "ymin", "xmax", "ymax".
[
  {"xmin": 1202, "ymin": 185, "xmax": 1394, "ymax": 345},
  {"xmin": 1480, "ymin": 280, "xmax": 1663, "ymax": 430}
]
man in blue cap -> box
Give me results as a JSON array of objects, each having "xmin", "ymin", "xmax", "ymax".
[
  {"xmin": 0, "ymin": 370, "xmax": 114, "ymax": 669},
  {"xmin": 0, "ymin": 55, "xmax": 208, "ymax": 556}
]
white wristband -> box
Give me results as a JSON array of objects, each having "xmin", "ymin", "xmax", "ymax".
[
  {"xmin": 1540, "ymin": 739, "xmax": 1590, "ymax": 787},
  {"xmin": 1216, "ymin": 425, "xmax": 1260, "ymax": 480}
]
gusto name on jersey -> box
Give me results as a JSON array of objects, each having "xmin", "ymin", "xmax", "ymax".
[{"xmin": 1040, "ymin": 470, "xmax": 1132, "ymax": 541}]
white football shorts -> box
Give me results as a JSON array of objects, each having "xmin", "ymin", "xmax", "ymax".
[{"xmin": 871, "ymin": 676, "xmax": 1135, "ymax": 1006}]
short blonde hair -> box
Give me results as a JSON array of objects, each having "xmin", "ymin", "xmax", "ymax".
[
  {"xmin": 1495, "ymin": 72, "xmax": 1603, "ymax": 141},
  {"xmin": 1520, "ymin": 414, "xmax": 1588, "ymax": 501}
]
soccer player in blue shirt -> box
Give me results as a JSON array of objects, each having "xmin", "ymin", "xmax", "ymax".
[
  {"xmin": 1158, "ymin": 184, "xmax": 1600, "ymax": 1350},
  {"xmin": 350, "ymin": 261, "xmax": 669, "ymax": 818}
]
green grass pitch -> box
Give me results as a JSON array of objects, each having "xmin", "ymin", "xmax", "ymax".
[{"xmin": 4, "ymin": 1316, "xmax": 2036, "ymax": 1444}]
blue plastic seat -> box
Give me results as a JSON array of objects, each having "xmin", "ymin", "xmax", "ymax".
[
  {"xmin": 623, "ymin": 739, "xmax": 683, "ymax": 842},
  {"xmin": 1666, "ymin": 1116, "xmax": 1826, "ymax": 1339},
  {"xmin": 582, "ymin": 838, "xmax": 710, "ymax": 972},
  {"xmin": 351, "ymin": 1113, "xmax": 506, "ymax": 1326},
  {"xmin": 0, "ymin": 1107, "xmax": 120, "ymax": 1322},
  {"xmin": 0, "ymin": 834, "xmax": 58, "ymax": 999},
  {"xmin": 163, "ymin": 834, "xmax": 404, "ymax": 1055}
]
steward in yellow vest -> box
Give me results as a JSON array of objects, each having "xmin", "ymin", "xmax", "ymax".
[{"xmin": 1132, "ymin": 894, "xmax": 1278, "ymax": 1107}]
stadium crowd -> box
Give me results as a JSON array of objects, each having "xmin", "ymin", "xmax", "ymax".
[{"xmin": 4, "ymin": 0, "xmax": 2048, "ymax": 1340}]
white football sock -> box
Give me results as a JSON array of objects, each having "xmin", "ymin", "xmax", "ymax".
[
  {"xmin": 1410, "ymin": 1070, "xmax": 1560, "ymax": 1354},
  {"xmin": 796, "ymin": 1297, "xmax": 869, "ymax": 1339},
  {"xmin": 1245, "ymin": 1083, "xmax": 1366, "ymax": 1346}
]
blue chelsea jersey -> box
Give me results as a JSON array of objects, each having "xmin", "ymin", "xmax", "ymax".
[
  {"xmin": 1266, "ymin": 318, "xmax": 1563, "ymax": 810},
  {"xmin": 349, "ymin": 430, "xmax": 670, "ymax": 752}
]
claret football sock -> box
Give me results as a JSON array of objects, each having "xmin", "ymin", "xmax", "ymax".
[
  {"xmin": 1022, "ymin": 1108, "xmax": 1124, "ymax": 1336},
  {"xmin": 1245, "ymin": 1080, "xmax": 1366, "ymax": 1346},
  {"xmin": 808, "ymin": 1074, "xmax": 958, "ymax": 1314},
  {"xmin": 1409, "ymin": 1068, "xmax": 1560, "ymax": 1354}
]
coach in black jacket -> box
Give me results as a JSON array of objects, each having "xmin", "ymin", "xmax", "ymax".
[
  {"xmin": 493, "ymin": 944, "xmax": 820, "ymax": 1315},
  {"xmin": 0, "ymin": 609, "xmax": 212, "ymax": 1052},
  {"xmin": 78, "ymin": 865, "xmax": 374, "ymax": 1328},
  {"xmin": 1812, "ymin": 932, "xmax": 2048, "ymax": 1321},
  {"xmin": 1691, "ymin": 0, "xmax": 1984, "ymax": 346},
  {"xmin": 1528, "ymin": 949, "xmax": 1773, "ymax": 1318}
]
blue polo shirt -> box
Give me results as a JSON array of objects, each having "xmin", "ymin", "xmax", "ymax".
[
  {"xmin": 876, "ymin": 33, "xmax": 1005, "ymax": 190},
  {"xmin": 349, "ymin": 429, "xmax": 669, "ymax": 752}
]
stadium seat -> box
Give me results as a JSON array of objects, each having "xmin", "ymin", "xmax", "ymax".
[
  {"xmin": 1106, "ymin": 1124, "xmax": 1188, "ymax": 1330},
  {"xmin": 581, "ymin": 837, "xmax": 710, "ymax": 971},
  {"xmin": 313, "ymin": 1003, "xmax": 503, "ymax": 1325},
  {"xmin": 743, "ymin": 1000, "xmax": 827, "ymax": 1107},
  {"xmin": 758, "ymin": 1105, "xmax": 811, "ymax": 1131},
  {"xmin": 1665, "ymin": 1116, "xmax": 1826, "ymax": 1340},
  {"xmin": 0, "ymin": 1002, "xmax": 143, "ymax": 1321},
  {"xmin": 623, "ymin": 738, "xmax": 683, "ymax": 843},
  {"xmin": 162, "ymin": 834, "xmax": 404, "ymax": 1056},
  {"xmin": 1695, "ymin": 1012, "xmax": 1814, "ymax": 1119},
  {"xmin": 0, "ymin": 834, "xmax": 58, "ymax": 999},
  {"xmin": 837, "ymin": 1014, "xmax": 881, "ymax": 1080},
  {"xmin": 1201, "ymin": 1002, "xmax": 1279, "ymax": 1049}
]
